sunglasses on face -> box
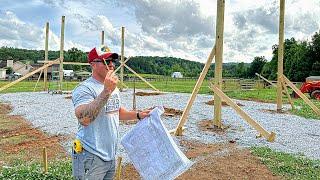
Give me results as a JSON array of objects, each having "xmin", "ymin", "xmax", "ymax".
[{"xmin": 92, "ymin": 59, "xmax": 116, "ymax": 66}]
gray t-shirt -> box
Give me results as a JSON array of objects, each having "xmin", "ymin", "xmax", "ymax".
[{"xmin": 72, "ymin": 77, "xmax": 120, "ymax": 161}]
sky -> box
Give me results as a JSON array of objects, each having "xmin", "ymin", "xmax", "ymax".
[{"xmin": 0, "ymin": 0, "xmax": 319, "ymax": 63}]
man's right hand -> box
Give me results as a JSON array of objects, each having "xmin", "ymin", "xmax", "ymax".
[{"xmin": 103, "ymin": 70, "xmax": 118, "ymax": 95}]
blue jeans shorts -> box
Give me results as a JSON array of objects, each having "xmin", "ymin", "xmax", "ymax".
[{"xmin": 72, "ymin": 149, "xmax": 116, "ymax": 180}]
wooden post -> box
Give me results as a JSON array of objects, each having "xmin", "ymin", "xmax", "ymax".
[
  {"xmin": 120, "ymin": 27, "xmax": 125, "ymax": 91},
  {"xmin": 213, "ymin": 0, "xmax": 225, "ymax": 128},
  {"xmin": 283, "ymin": 75, "xmax": 320, "ymax": 116},
  {"xmin": 211, "ymin": 85, "xmax": 276, "ymax": 142},
  {"xmin": 116, "ymin": 156, "xmax": 122, "ymax": 180},
  {"xmin": 101, "ymin": 31, "xmax": 105, "ymax": 46},
  {"xmin": 277, "ymin": 0, "xmax": 285, "ymax": 111},
  {"xmin": 173, "ymin": 46, "xmax": 216, "ymax": 136},
  {"xmin": 44, "ymin": 22, "xmax": 49, "ymax": 91},
  {"xmin": 43, "ymin": 147, "xmax": 48, "ymax": 173},
  {"xmin": 59, "ymin": 16, "xmax": 65, "ymax": 92}
]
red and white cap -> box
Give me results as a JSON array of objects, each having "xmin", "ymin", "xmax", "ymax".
[{"xmin": 88, "ymin": 46, "xmax": 119, "ymax": 63}]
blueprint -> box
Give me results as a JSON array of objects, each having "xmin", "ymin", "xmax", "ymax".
[{"xmin": 121, "ymin": 106, "xmax": 192, "ymax": 180}]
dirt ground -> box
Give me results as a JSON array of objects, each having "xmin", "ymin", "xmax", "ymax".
[
  {"xmin": 121, "ymin": 140, "xmax": 282, "ymax": 179},
  {"xmin": 0, "ymin": 103, "xmax": 68, "ymax": 167},
  {"xmin": 205, "ymin": 99, "xmax": 244, "ymax": 107}
]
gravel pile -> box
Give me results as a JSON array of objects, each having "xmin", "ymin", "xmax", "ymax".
[{"xmin": 1, "ymin": 90, "xmax": 320, "ymax": 163}]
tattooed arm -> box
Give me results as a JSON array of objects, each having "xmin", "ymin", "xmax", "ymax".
[
  {"xmin": 75, "ymin": 71, "xmax": 118, "ymax": 126},
  {"xmin": 75, "ymin": 91, "xmax": 111, "ymax": 126}
]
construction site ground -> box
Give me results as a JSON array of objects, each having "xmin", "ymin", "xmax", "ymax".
[{"xmin": 1, "ymin": 102, "xmax": 281, "ymax": 179}]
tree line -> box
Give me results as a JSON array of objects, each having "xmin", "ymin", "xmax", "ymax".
[{"xmin": 1, "ymin": 30, "xmax": 319, "ymax": 81}]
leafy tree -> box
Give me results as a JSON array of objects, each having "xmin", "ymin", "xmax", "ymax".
[{"xmin": 247, "ymin": 56, "xmax": 267, "ymax": 78}]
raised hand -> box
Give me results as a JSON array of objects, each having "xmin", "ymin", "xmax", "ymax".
[{"xmin": 103, "ymin": 70, "xmax": 118, "ymax": 95}]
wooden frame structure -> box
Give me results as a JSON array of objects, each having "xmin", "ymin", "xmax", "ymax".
[
  {"xmin": 173, "ymin": 0, "xmax": 275, "ymax": 142},
  {"xmin": 0, "ymin": 17, "xmax": 160, "ymax": 93},
  {"xmin": 275, "ymin": 0, "xmax": 320, "ymax": 116}
]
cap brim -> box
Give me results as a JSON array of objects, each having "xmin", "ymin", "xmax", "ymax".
[{"xmin": 100, "ymin": 53, "xmax": 119, "ymax": 60}]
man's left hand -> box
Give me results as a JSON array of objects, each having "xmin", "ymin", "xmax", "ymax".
[{"xmin": 138, "ymin": 109, "xmax": 151, "ymax": 120}]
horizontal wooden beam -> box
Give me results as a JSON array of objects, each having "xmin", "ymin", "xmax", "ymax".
[{"xmin": 38, "ymin": 60, "xmax": 89, "ymax": 66}]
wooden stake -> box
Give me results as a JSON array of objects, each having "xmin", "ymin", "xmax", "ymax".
[
  {"xmin": 283, "ymin": 75, "xmax": 320, "ymax": 116},
  {"xmin": 59, "ymin": 16, "xmax": 65, "ymax": 92},
  {"xmin": 174, "ymin": 45, "xmax": 216, "ymax": 136},
  {"xmin": 120, "ymin": 27, "xmax": 125, "ymax": 92},
  {"xmin": 213, "ymin": 0, "xmax": 225, "ymax": 128},
  {"xmin": 43, "ymin": 147, "xmax": 48, "ymax": 173},
  {"xmin": 210, "ymin": 85, "xmax": 276, "ymax": 142},
  {"xmin": 116, "ymin": 156, "xmax": 122, "ymax": 180},
  {"xmin": 277, "ymin": 0, "xmax": 285, "ymax": 111},
  {"xmin": 44, "ymin": 22, "xmax": 49, "ymax": 91}
]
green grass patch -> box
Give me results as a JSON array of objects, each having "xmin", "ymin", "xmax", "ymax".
[
  {"xmin": 251, "ymin": 147, "xmax": 320, "ymax": 179},
  {"xmin": 0, "ymin": 159, "xmax": 72, "ymax": 179},
  {"xmin": 293, "ymin": 100, "xmax": 320, "ymax": 119}
]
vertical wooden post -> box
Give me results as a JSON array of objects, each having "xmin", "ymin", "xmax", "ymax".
[
  {"xmin": 133, "ymin": 79, "xmax": 136, "ymax": 111},
  {"xmin": 101, "ymin": 31, "xmax": 105, "ymax": 46},
  {"xmin": 116, "ymin": 156, "xmax": 122, "ymax": 180},
  {"xmin": 59, "ymin": 16, "xmax": 65, "ymax": 92},
  {"xmin": 277, "ymin": 0, "xmax": 285, "ymax": 111},
  {"xmin": 44, "ymin": 22, "xmax": 49, "ymax": 91},
  {"xmin": 213, "ymin": 0, "xmax": 225, "ymax": 128},
  {"xmin": 120, "ymin": 27, "xmax": 125, "ymax": 91},
  {"xmin": 43, "ymin": 147, "xmax": 48, "ymax": 173}
]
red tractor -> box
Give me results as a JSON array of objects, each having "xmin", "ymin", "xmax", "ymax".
[{"xmin": 292, "ymin": 78, "xmax": 320, "ymax": 100}]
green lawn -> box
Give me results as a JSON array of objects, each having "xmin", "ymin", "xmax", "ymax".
[{"xmin": 251, "ymin": 147, "xmax": 320, "ymax": 179}]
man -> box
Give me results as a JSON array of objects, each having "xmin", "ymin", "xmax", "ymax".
[{"xmin": 72, "ymin": 46, "xmax": 150, "ymax": 179}]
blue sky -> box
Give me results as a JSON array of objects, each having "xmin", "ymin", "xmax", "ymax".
[{"xmin": 0, "ymin": 0, "xmax": 319, "ymax": 63}]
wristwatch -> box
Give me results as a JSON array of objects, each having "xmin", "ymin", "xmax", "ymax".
[{"xmin": 136, "ymin": 112, "xmax": 142, "ymax": 120}]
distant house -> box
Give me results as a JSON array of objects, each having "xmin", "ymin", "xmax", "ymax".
[
  {"xmin": 171, "ymin": 72, "xmax": 183, "ymax": 78},
  {"xmin": 63, "ymin": 70, "xmax": 74, "ymax": 77},
  {"xmin": 0, "ymin": 69, "xmax": 6, "ymax": 79}
]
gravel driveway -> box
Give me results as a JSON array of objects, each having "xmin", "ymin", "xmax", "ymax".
[{"xmin": 1, "ymin": 90, "xmax": 319, "ymax": 162}]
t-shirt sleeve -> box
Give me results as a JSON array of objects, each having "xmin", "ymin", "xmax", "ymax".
[{"xmin": 72, "ymin": 85, "xmax": 95, "ymax": 108}]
